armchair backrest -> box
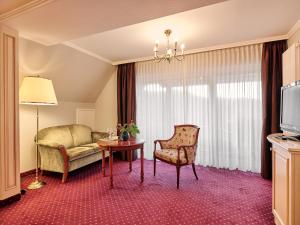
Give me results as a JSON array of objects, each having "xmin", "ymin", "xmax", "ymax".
[
  {"xmin": 172, "ymin": 125, "xmax": 200, "ymax": 147},
  {"xmin": 161, "ymin": 125, "xmax": 199, "ymax": 149}
]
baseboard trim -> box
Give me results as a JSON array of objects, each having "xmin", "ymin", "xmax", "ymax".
[
  {"xmin": 0, "ymin": 193, "xmax": 21, "ymax": 207},
  {"xmin": 21, "ymin": 169, "xmax": 39, "ymax": 177}
]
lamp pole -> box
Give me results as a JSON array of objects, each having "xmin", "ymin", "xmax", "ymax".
[{"xmin": 27, "ymin": 105, "xmax": 46, "ymax": 189}]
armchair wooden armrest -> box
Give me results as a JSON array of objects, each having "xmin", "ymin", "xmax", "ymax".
[{"xmin": 177, "ymin": 144, "xmax": 197, "ymax": 164}]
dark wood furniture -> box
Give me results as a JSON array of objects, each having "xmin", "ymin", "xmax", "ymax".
[
  {"xmin": 154, "ymin": 124, "xmax": 200, "ymax": 189},
  {"xmin": 98, "ymin": 139, "xmax": 145, "ymax": 188}
]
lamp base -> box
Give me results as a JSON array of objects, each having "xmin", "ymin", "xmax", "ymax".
[{"xmin": 27, "ymin": 180, "xmax": 46, "ymax": 190}]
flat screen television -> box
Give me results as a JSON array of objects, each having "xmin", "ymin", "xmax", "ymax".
[{"xmin": 280, "ymin": 80, "xmax": 300, "ymax": 138}]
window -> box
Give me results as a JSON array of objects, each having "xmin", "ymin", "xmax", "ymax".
[{"xmin": 136, "ymin": 44, "xmax": 262, "ymax": 172}]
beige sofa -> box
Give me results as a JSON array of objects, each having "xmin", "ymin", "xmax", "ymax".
[{"xmin": 37, "ymin": 124, "xmax": 109, "ymax": 183}]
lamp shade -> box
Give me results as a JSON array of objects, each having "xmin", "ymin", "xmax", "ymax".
[{"xmin": 20, "ymin": 76, "xmax": 58, "ymax": 105}]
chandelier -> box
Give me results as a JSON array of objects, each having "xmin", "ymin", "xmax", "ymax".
[{"xmin": 153, "ymin": 29, "xmax": 185, "ymax": 63}]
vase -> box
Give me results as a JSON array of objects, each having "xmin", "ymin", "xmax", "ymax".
[{"xmin": 121, "ymin": 131, "xmax": 130, "ymax": 141}]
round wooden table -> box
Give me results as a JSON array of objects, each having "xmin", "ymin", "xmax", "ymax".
[{"xmin": 97, "ymin": 139, "xmax": 145, "ymax": 189}]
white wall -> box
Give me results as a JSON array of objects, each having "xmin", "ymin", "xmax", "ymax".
[
  {"xmin": 95, "ymin": 68, "xmax": 118, "ymax": 132},
  {"xmin": 20, "ymin": 101, "xmax": 95, "ymax": 172}
]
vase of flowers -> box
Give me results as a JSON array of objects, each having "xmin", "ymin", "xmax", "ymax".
[{"xmin": 118, "ymin": 121, "xmax": 140, "ymax": 141}]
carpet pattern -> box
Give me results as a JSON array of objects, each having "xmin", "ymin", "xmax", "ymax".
[{"xmin": 0, "ymin": 160, "xmax": 274, "ymax": 225}]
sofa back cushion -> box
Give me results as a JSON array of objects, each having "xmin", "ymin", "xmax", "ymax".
[
  {"xmin": 38, "ymin": 125, "xmax": 74, "ymax": 148},
  {"xmin": 70, "ymin": 124, "xmax": 92, "ymax": 146}
]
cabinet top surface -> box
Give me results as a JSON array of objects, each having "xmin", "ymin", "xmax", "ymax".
[{"xmin": 267, "ymin": 133, "xmax": 300, "ymax": 152}]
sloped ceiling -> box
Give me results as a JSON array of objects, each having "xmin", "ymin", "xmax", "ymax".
[
  {"xmin": 4, "ymin": 0, "xmax": 227, "ymax": 103},
  {"xmin": 3, "ymin": 0, "xmax": 227, "ymax": 45},
  {"xmin": 19, "ymin": 38, "xmax": 115, "ymax": 102},
  {"xmin": 3, "ymin": 0, "xmax": 300, "ymax": 102},
  {"xmin": 70, "ymin": 0, "xmax": 300, "ymax": 63},
  {"xmin": 3, "ymin": 0, "xmax": 300, "ymax": 64}
]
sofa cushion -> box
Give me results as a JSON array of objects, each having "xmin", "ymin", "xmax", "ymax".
[
  {"xmin": 80, "ymin": 143, "xmax": 99, "ymax": 149},
  {"xmin": 38, "ymin": 126, "xmax": 74, "ymax": 149},
  {"xmin": 70, "ymin": 125, "xmax": 92, "ymax": 146},
  {"xmin": 67, "ymin": 146, "xmax": 98, "ymax": 161}
]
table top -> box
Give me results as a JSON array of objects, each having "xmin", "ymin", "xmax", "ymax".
[
  {"xmin": 97, "ymin": 139, "xmax": 145, "ymax": 148},
  {"xmin": 267, "ymin": 133, "xmax": 300, "ymax": 152}
]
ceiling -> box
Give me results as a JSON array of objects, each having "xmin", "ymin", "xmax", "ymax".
[
  {"xmin": 70, "ymin": 0, "xmax": 300, "ymax": 63},
  {"xmin": 2, "ymin": 0, "xmax": 299, "ymax": 64},
  {"xmin": 2, "ymin": 0, "xmax": 300, "ymax": 102},
  {"xmin": 0, "ymin": 0, "xmax": 32, "ymax": 14},
  {"xmin": 2, "ymin": 0, "xmax": 300, "ymax": 64},
  {"xmin": 2, "ymin": 0, "xmax": 226, "ymax": 45}
]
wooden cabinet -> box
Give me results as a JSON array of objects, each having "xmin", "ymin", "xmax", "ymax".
[
  {"xmin": 0, "ymin": 25, "xmax": 20, "ymax": 204},
  {"xmin": 268, "ymin": 134, "xmax": 300, "ymax": 225},
  {"xmin": 282, "ymin": 43, "xmax": 300, "ymax": 86}
]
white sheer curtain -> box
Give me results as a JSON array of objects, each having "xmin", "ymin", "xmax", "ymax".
[{"xmin": 136, "ymin": 44, "xmax": 262, "ymax": 172}]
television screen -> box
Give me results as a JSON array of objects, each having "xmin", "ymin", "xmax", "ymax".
[{"xmin": 281, "ymin": 82, "xmax": 300, "ymax": 134}]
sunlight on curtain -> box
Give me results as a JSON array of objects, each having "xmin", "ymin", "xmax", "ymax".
[{"xmin": 136, "ymin": 44, "xmax": 262, "ymax": 172}]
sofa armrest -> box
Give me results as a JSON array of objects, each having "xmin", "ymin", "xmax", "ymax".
[
  {"xmin": 38, "ymin": 140, "xmax": 63, "ymax": 149},
  {"xmin": 92, "ymin": 131, "xmax": 109, "ymax": 142}
]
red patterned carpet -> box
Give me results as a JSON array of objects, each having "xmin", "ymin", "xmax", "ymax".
[{"xmin": 0, "ymin": 160, "xmax": 274, "ymax": 225}]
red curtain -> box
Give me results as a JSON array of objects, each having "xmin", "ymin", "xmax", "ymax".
[
  {"xmin": 117, "ymin": 63, "xmax": 136, "ymax": 124},
  {"xmin": 261, "ymin": 40, "xmax": 287, "ymax": 179},
  {"xmin": 117, "ymin": 63, "xmax": 137, "ymax": 160}
]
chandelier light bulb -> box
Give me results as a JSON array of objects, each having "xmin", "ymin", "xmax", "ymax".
[{"xmin": 153, "ymin": 29, "xmax": 185, "ymax": 63}]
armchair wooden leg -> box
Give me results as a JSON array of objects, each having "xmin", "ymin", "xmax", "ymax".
[
  {"xmin": 192, "ymin": 163, "xmax": 198, "ymax": 180},
  {"xmin": 154, "ymin": 155, "xmax": 156, "ymax": 176},
  {"xmin": 176, "ymin": 166, "xmax": 180, "ymax": 189}
]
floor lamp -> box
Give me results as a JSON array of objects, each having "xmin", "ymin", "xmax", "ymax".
[{"xmin": 19, "ymin": 76, "xmax": 58, "ymax": 190}]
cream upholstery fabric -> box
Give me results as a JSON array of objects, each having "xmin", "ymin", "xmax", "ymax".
[
  {"xmin": 155, "ymin": 126, "xmax": 199, "ymax": 164},
  {"xmin": 38, "ymin": 125, "xmax": 74, "ymax": 149},
  {"xmin": 37, "ymin": 124, "xmax": 108, "ymax": 175},
  {"xmin": 160, "ymin": 126, "xmax": 198, "ymax": 149},
  {"xmin": 154, "ymin": 149, "xmax": 187, "ymax": 164},
  {"xmin": 39, "ymin": 146, "xmax": 64, "ymax": 173},
  {"xmin": 70, "ymin": 124, "xmax": 92, "ymax": 146},
  {"xmin": 67, "ymin": 146, "xmax": 99, "ymax": 161}
]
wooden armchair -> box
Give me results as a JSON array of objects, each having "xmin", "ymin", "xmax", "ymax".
[{"xmin": 153, "ymin": 124, "xmax": 200, "ymax": 189}]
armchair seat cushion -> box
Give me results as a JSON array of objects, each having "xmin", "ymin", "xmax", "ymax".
[
  {"xmin": 155, "ymin": 149, "xmax": 187, "ymax": 164},
  {"xmin": 67, "ymin": 146, "xmax": 99, "ymax": 161}
]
